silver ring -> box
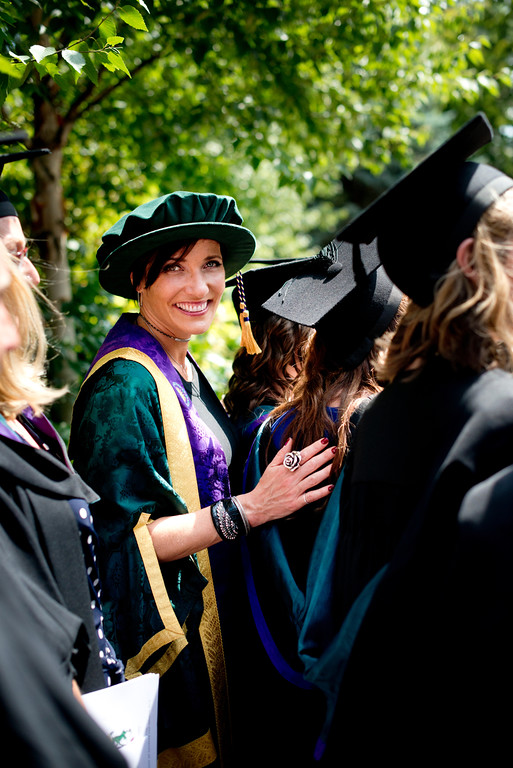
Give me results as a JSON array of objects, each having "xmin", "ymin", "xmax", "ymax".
[
  {"xmin": 283, "ymin": 450, "xmax": 302, "ymax": 472},
  {"xmin": 303, "ymin": 491, "xmax": 309, "ymax": 505}
]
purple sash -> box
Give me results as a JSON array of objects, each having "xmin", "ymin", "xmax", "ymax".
[{"xmin": 90, "ymin": 313, "xmax": 231, "ymax": 508}]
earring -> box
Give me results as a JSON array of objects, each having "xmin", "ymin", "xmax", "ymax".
[{"xmin": 137, "ymin": 291, "xmax": 143, "ymax": 310}]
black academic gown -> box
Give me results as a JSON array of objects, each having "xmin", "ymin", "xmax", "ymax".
[
  {"xmin": 0, "ymin": 551, "xmax": 126, "ymax": 767},
  {"xmin": 324, "ymin": 359, "xmax": 513, "ymax": 765},
  {"xmin": 0, "ymin": 435, "xmax": 105, "ymax": 692}
]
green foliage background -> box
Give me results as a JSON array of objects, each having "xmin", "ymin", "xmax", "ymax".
[{"xmin": 2, "ymin": 0, "xmax": 513, "ymax": 435}]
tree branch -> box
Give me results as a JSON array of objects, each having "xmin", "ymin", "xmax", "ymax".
[
  {"xmin": 50, "ymin": 3, "xmax": 121, "ymax": 54},
  {"xmin": 72, "ymin": 53, "xmax": 161, "ymax": 122}
]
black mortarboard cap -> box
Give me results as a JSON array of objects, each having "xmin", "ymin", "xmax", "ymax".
[
  {"xmin": 226, "ymin": 256, "xmax": 322, "ymax": 354},
  {"xmin": 226, "ymin": 256, "xmax": 320, "ymax": 320},
  {"xmin": 0, "ymin": 146, "xmax": 51, "ymax": 218},
  {"xmin": 263, "ymin": 239, "xmax": 403, "ymax": 370},
  {"xmin": 338, "ymin": 113, "xmax": 513, "ymax": 306},
  {"xmin": 0, "ymin": 191, "xmax": 17, "ymax": 218}
]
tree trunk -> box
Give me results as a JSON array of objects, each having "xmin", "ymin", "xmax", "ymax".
[{"xmin": 31, "ymin": 93, "xmax": 77, "ymax": 429}]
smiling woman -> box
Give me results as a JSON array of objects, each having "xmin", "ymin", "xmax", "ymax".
[{"xmin": 69, "ymin": 191, "xmax": 335, "ymax": 767}]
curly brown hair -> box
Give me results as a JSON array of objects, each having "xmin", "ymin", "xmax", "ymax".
[
  {"xmin": 224, "ymin": 313, "xmax": 313, "ymax": 422},
  {"xmin": 270, "ymin": 337, "xmax": 380, "ymax": 480}
]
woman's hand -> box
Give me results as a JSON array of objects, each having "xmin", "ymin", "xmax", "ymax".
[
  {"xmin": 149, "ymin": 437, "xmax": 335, "ymax": 561},
  {"xmin": 237, "ymin": 437, "xmax": 335, "ymax": 528}
]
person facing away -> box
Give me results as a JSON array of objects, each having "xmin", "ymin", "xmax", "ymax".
[
  {"xmin": 233, "ymin": 240, "xmax": 403, "ymax": 767},
  {"xmin": 224, "ymin": 258, "xmax": 316, "ymax": 468},
  {"xmin": 322, "ymin": 112, "xmax": 513, "ymax": 764}
]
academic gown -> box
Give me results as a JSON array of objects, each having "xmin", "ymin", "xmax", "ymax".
[
  {"xmin": 0, "ymin": 434, "xmax": 107, "ymax": 693},
  {"xmin": 69, "ymin": 314, "xmax": 245, "ymax": 767},
  {"xmin": 237, "ymin": 406, "xmax": 370, "ymax": 768},
  {"xmin": 229, "ymin": 402, "xmax": 274, "ymax": 475},
  {"xmin": 0, "ymin": 411, "xmax": 124, "ymax": 687},
  {"xmin": 322, "ymin": 358, "xmax": 513, "ymax": 765},
  {"xmin": 0, "ymin": 544, "xmax": 126, "ymax": 768}
]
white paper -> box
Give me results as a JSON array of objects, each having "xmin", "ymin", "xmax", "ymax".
[{"xmin": 82, "ymin": 673, "xmax": 159, "ymax": 768}]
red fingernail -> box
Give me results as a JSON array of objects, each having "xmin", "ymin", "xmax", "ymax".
[
  {"xmin": 321, "ymin": 437, "xmax": 329, "ymax": 445},
  {"xmin": 331, "ymin": 446, "xmax": 337, "ymax": 454},
  {"xmin": 328, "ymin": 485, "xmax": 334, "ymax": 491}
]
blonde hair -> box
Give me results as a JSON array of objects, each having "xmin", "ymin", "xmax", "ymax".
[
  {"xmin": 380, "ymin": 188, "xmax": 513, "ymax": 382},
  {"xmin": 0, "ymin": 244, "xmax": 66, "ymax": 418}
]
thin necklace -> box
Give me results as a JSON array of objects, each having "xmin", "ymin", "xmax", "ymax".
[
  {"xmin": 168, "ymin": 351, "xmax": 190, "ymax": 379},
  {"xmin": 139, "ymin": 314, "xmax": 191, "ymax": 379},
  {"xmin": 139, "ymin": 313, "xmax": 191, "ymax": 342}
]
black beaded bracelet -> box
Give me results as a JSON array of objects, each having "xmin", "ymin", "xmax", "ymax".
[{"xmin": 210, "ymin": 496, "xmax": 250, "ymax": 541}]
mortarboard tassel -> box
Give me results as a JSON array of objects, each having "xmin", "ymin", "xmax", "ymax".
[{"xmin": 235, "ymin": 271, "xmax": 262, "ymax": 354}]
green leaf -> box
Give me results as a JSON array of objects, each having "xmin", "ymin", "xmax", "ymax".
[
  {"xmin": 106, "ymin": 36, "xmax": 125, "ymax": 46},
  {"xmin": 98, "ymin": 15, "xmax": 117, "ymax": 40},
  {"xmin": 62, "ymin": 49, "xmax": 86, "ymax": 74},
  {"xmin": 53, "ymin": 72, "xmax": 73, "ymax": 90},
  {"xmin": 93, "ymin": 50, "xmax": 109, "ymax": 64},
  {"xmin": 118, "ymin": 5, "xmax": 148, "ymax": 31},
  {"xmin": 467, "ymin": 47, "xmax": 484, "ymax": 67},
  {"xmin": 81, "ymin": 53, "xmax": 99, "ymax": 85},
  {"xmin": 99, "ymin": 56, "xmax": 117, "ymax": 73},
  {"xmin": 18, "ymin": 60, "xmax": 34, "ymax": 87},
  {"xmin": 29, "ymin": 45, "xmax": 57, "ymax": 63},
  {"xmin": 42, "ymin": 62, "xmax": 60, "ymax": 78},
  {"xmin": 74, "ymin": 42, "xmax": 99, "ymax": 85},
  {"xmin": 477, "ymin": 73, "xmax": 499, "ymax": 95},
  {"xmin": 0, "ymin": 54, "xmax": 23, "ymax": 77},
  {"xmin": 107, "ymin": 50, "xmax": 131, "ymax": 77}
]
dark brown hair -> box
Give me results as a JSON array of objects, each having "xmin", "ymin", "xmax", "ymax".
[
  {"xmin": 224, "ymin": 313, "xmax": 313, "ymax": 421},
  {"xmin": 270, "ymin": 336, "xmax": 379, "ymax": 479}
]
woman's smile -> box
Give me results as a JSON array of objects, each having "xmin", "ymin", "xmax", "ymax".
[{"xmin": 175, "ymin": 300, "xmax": 210, "ymax": 314}]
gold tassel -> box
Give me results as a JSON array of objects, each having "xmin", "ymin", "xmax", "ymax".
[
  {"xmin": 236, "ymin": 272, "xmax": 262, "ymax": 355},
  {"xmin": 239, "ymin": 307, "xmax": 262, "ymax": 354}
]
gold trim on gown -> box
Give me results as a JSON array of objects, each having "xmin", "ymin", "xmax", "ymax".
[{"xmin": 83, "ymin": 348, "xmax": 230, "ymax": 767}]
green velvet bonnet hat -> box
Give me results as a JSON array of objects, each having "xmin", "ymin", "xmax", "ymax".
[{"xmin": 97, "ymin": 191, "xmax": 257, "ymax": 299}]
